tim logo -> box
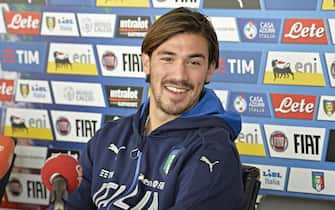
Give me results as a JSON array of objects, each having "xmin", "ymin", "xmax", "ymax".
[
  {"xmin": 212, "ymin": 51, "xmax": 261, "ymax": 83},
  {"xmin": 271, "ymin": 93, "xmax": 316, "ymax": 120},
  {"xmin": 2, "ymin": 49, "xmax": 39, "ymax": 65},
  {"xmin": 0, "ymin": 41, "xmax": 47, "ymax": 73},
  {"xmin": 282, "ymin": 18, "xmax": 328, "ymax": 44},
  {"xmin": 4, "ymin": 11, "xmax": 41, "ymax": 35},
  {"xmin": 312, "ymin": 171, "xmax": 325, "ymax": 192}
]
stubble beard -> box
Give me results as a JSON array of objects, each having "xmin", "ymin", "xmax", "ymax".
[
  {"xmin": 152, "ymin": 82, "xmax": 201, "ymax": 116},
  {"xmin": 154, "ymin": 94, "xmax": 191, "ymax": 116}
]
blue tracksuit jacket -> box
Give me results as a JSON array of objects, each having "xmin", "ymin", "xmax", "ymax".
[{"xmin": 65, "ymin": 88, "xmax": 244, "ymax": 210}]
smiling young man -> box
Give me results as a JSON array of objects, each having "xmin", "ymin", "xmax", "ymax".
[
  {"xmin": 142, "ymin": 32, "xmax": 214, "ymax": 134},
  {"xmin": 65, "ymin": 7, "xmax": 244, "ymax": 210}
]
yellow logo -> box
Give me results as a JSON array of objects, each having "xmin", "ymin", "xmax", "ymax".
[
  {"xmin": 19, "ymin": 84, "xmax": 29, "ymax": 97},
  {"xmin": 263, "ymin": 71, "xmax": 325, "ymax": 86},
  {"xmin": 235, "ymin": 142, "xmax": 266, "ymax": 156},
  {"xmin": 322, "ymin": 0, "xmax": 335, "ymax": 10},
  {"xmin": 4, "ymin": 108, "xmax": 53, "ymax": 140},
  {"xmin": 47, "ymin": 43, "xmax": 98, "ymax": 76},
  {"xmin": 96, "ymin": 0, "xmax": 149, "ymax": 7},
  {"xmin": 46, "ymin": 16, "xmax": 56, "ymax": 30},
  {"xmin": 47, "ymin": 61, "xmax": 98, "ymax": 76},
  {"xmin": 264, "ymin": 52, "xmax": 326, "ymax": 87}
]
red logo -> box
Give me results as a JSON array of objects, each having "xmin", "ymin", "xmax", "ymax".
[
  {"xmin": 271, "ymin": 93, "xmax": 316, "ymax": 120},
  {"xmin": 0, "ymin": 79, "xmax": 15, "ymax": 101},
  {"xmin": 4, "ymin": 11, "xmax": 41, "ymax": 35},
  {"xmin": 2, "ymin": 49, "xmax": 15, "ymax": 64},
  {"xmin": 282, "ymin": 18, "xmax": 328, "ymax": 44}
]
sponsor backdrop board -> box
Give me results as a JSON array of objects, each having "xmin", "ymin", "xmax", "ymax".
[{"xmin": 0, "ymin": 0, "xmax": 335, "ymax": 208}]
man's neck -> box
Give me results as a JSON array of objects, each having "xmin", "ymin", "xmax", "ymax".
[{"xmin": 146, "ymin": 102, "xmax": 180, "ymax": 135}]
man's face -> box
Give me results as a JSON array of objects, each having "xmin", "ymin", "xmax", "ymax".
[{"xmin": 142, "ymin": 33, "xmax": 215, "ymax": 116}]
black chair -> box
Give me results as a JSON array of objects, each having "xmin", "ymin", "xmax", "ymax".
[{"xmin": 242, "ymin": 165, "xmax": 261, "ymax": 210}]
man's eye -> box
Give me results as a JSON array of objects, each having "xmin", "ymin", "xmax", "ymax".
[
  {"xmin": 161, "ymin": 57, "xmax": 173, "ymax": 62},
  {"xmin": 189, "ymin": 60, "xmax": 201, "ymax": 66}
]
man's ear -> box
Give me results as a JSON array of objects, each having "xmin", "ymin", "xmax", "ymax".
[
  {"xmin": 205, "ymin": 62, "xmax": 216, "ymax": 84},
  {"xmin": 142, "ymin": 53, "xmax": 150, "ymax": 75}
]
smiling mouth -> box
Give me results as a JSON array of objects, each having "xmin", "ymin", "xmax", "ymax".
[{"xmin": 165, "ymin": 86, "xmax": 188, "ymax": 93}]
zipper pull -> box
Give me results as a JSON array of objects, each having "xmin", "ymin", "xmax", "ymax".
[{"xmin": 130, "ymin": 148, "xmax": 140, "ymax": 159}]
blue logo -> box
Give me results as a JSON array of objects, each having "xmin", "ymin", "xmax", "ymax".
[
  {"xmin": 0, "ymin": 41, "xmax": 47, "ymax": 73},
  {"xmin": 237, "ymin": 18, "xmax": 281, "ymax": 43},
  {"xmin": 264, "ymin": 0, "xmax": 317, "ymax": 10},
  {"xmin": 228, "ymin": 92, "xmax": 271, "ymax": 117},
  {"xmin": 211, "ymin": 51, "xmax": 261, "ymax": 84}
]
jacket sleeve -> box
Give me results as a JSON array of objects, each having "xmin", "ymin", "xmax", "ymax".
[
  {"xmin": 168, "ymin": 136, "xmax": 245, "ymax": 210},
  {"xmin": 64, "ymin": 134, "xmax": 99, "ymax": 210}
]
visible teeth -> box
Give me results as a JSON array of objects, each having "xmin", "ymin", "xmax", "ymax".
[{"xmin": 166, "ymin": 86, "xmax": 186, "ymax": 93}]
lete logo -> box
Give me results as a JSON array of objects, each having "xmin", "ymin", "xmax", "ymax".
[
  {"xmin": 282, "ymin": 18, "xmax": 328, "ymax": 44},
  {"xmin": 4, "ymin": 11, "xmax": 41, "ymax": 35},
  {"xmin": 271, "ymin": 93, "xmax": 316, "ymax": 120},
  {"xmin": 0, "ymin": 79, "xmax": 14, "ymax": 101}
]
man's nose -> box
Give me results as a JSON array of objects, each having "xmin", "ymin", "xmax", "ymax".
[{"xmin": 173, "ymin": 60, "xmax": 188, "ymax": 81}]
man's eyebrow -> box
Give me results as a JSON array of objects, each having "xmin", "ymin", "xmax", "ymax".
[
  {"xmin": 188, "ymin": 53, "xmax": 206, "ymax": 59},
  {"xmin": 157, "ymin": 51, "xmax": 206, "ymax": 59},
  {"xmin": 157, "ymin": 51, "xmax": 176, "ymax": 56}
]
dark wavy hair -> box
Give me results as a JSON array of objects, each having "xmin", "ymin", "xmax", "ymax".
[{"xmin": 141, "ymin": 7, "xmax": 219, "ymax": 69}]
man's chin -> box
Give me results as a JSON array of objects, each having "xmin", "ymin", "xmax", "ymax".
[{"xmin": 160, "ymin": 104, "xmax": 189, "ymax": 116}]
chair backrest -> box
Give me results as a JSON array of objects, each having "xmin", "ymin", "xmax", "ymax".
[{"xmin": 242, "ymin": 165, "xmax": 261, "ymax": 210}]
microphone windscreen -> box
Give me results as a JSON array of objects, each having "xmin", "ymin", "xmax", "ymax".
[
  {"xmin": 41, "ymin": 153, "xmax": 81, "ymax": 192},
  {"xmin": 0, "ymin": 136, "xmax": 15, "ymax": 179}
]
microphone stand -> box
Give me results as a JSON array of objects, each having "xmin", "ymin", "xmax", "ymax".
[{"xmin": 51, "ymin": 175, "xmax": 68, "ymax": 210}]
